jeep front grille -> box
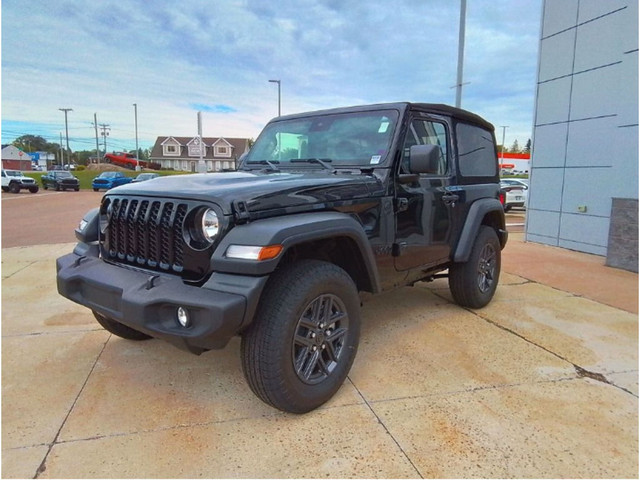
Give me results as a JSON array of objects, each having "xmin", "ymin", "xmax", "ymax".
[{"xmin": 100, "ymin": 195, "xmax": 216, "ymax": 281}]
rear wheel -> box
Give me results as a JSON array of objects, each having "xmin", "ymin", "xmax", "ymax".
[
  {"xmin": 9, "ymin": 182, "xmax": 19, "ymax": 194},
  {"xmin": 449, "ymin": 226, "xmax": 501, "ymax": 309},
  {"xmin": 92, "ymin": 311, "xmax": 152, "ymax": 341},
  {"xmin": 241, "ymin": 260, "xmax": 361, "ymax": 413}
]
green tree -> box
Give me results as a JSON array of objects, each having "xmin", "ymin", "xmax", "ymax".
[
  {"xmin": 128, "ymin": 148, "xmax": 150, "ymax": 160},
  {"xmin": 509, "ymin": 139, "xmax": 520, "ymax": 153},
  {"xmin": 12, "ymin": 134, "xmax": 60, "ymax": 153},
  {"xmin": 524, "ymin": 139, "xmax": 532, "ymax": 153}
]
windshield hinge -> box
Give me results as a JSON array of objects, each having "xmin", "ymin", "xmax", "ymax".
[{"xmin": 232, "ymin": 200, "xmax": 251, "ymax": 224}]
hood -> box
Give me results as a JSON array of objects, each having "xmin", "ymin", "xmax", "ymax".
[{"xmin": 110, "ymin": 170, "xmax": 383, "ymax": 216}]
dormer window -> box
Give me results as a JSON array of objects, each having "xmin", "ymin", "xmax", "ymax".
[
  {"xmin": 161, "ymin": 137, "xmax": 182, "ymax": 156},
  {"xmin": 212, "ymin": 138, "xmax": 233, "ymax": 158}
]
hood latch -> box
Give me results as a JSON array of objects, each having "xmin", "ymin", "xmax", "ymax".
[{"xmin": 232, "ymin": 200, "xmax": 251, "ymax": 224}]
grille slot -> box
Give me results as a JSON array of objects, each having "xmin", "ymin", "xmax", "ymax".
[{"xmin": 100, "ymin": 196, "xmax": 212, "ymax": 279}]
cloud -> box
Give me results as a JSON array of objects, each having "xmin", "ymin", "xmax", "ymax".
[
  {"xmin": 189, "ymin": 104, "xmax": 237, "ymax": 114},
  {"xmin": 1, "ymin": 0, "xmax": 542, "ymax": 151}
]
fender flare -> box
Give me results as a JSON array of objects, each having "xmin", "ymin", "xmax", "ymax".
[
  {"xmin": 211, "ymin": 211, "xmax": 381, "ymax": 292},
  {"xmin": 453, "ymin": 198, "xmax": 506, "ymax": 263}
]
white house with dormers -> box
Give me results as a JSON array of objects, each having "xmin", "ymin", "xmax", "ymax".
[{"xmin": 149, "ymin": 136, "xmax": 251, "ymax": 172}]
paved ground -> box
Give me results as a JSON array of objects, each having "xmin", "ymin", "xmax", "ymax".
[{"xmin": 2, "ymin": 191, "xmax": 638, "ymax": 478}]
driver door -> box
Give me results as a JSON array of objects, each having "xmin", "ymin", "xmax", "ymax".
[{"xmin": 394, "ymin": 116, "xmax": 453, "ymax": 271}]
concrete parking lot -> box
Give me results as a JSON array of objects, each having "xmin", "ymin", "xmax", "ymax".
[{"xmin": 2, "ymin": 190, "xmax": 638, "ymax": 478}]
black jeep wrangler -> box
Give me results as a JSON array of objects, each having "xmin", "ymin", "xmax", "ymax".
[{"xmin": 57, "ymin": 102, "xmax": 507, "ymax": 413}]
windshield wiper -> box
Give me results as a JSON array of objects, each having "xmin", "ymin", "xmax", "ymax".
[
  {"xmin": 290, "ymin": 158, "xmax": 334, "ymax": 171},
  {"xmin": 245, "ymin": 160, "xmax": 280, "ymax": 171}
]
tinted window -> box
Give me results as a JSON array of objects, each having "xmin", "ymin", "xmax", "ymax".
[{"xmin": 456, "ymin": 123, "xmax": 497, "ymax": 177}]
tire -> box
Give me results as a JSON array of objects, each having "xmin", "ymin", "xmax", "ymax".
[
  {"xmin": 29, "ymin": 186, "xmax": 39, "ymax": 193},
  {"xmin": 241, "ymin": 259, "xmax": 361, "ymax": 413},
  {"xmin": 43, "ymin": 183, "xmax": 48, "ymax": 190},
  {"xmin": 93, "ymin": 188, "xmax": 99, "ymax": 192},
  {"xmin": 74, "ymin": 187, "xmax": 79, "ymax": 191},
  {"xmin": 9, "ymin": 182, "xmax": 20, "ymax": 194},
  {"xmin": 92, "ymin": 311, "xmax": 153, "ymax": 341},
  {"xmin": 449, "ymin": 225, "xmax": 501, "ymax": 309},
  {"xmin": 55, "ymin": 184, "xmax": 61, "ymax": 191},
  {"xmin": 2, "ymin": 187, "xmax": 8, "ymax": 193}
]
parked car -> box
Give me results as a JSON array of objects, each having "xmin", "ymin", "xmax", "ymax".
[
  {"xmin": 500, "ymin": 180, "xmax": 526, "ymax": 211},
  {"xmin": 92, "ymin": 171, "xmax": 132, "ymax": 191},
  {"xmin": 41, "ymin": 170, "xmax": 80, "ymax": 191},
  {"xmin": 500, "ymin": 178, "xmax": 529, "ymax": 190},
  {"xmin": 131, "ymin": 172, "xmax": 160, "ymax": 183},
  {"xmin": 1, "ymin": 170, "xmax": 39, "ymax": 193},
  {"xmin": 58, "ymin": 101, "xmax": 508, "ymax": 414}
]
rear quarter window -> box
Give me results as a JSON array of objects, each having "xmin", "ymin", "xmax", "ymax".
[{"xmin": 456, "ymin": 123, "xmax": 497, "ymax": 177}]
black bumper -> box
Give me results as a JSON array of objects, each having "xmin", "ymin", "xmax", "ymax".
[{"xmin": 56, "ymin": 249, "xmax": 267, "ymax": 354}]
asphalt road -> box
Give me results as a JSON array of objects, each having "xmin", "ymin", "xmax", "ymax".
[
  {"xmin": 1, "ymin": 189, "xmax": 525, "ymax": 249},
  {"xmin": 1, "ymin": 191, "xmax": 104, "ymax": 248}
]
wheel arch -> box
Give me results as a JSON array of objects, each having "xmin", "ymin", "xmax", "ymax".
[
  {"xmin": 212, "ymin": 212, "xmax": 382, "ymax": 293},
  {"xmin": 453, "ymin": 198, "xmax": 507, "ymax": 263}
]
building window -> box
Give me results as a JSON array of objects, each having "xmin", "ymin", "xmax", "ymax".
[
  {"xmin": 164, "ymin": 144, "xmax": 179, "ymax": 156},
  {"xmin": 215, "ymin": 146, "xmax": 231, "ymax": 157}
]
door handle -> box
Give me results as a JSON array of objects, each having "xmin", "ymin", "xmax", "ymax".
[{"xmin": 442, "ymin": 193, "xmax": 459, "ymax": 206}]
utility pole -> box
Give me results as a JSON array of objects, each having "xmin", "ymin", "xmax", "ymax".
[
  {"xmin": 133, "ymin": 103, "xmax": 140, "ymax": 170},
  {"xmin": 99, "ymin": 124, "xmax": 111, "ymax": 157},
  {"xmin": 59, "ymin": 132, "xmax": 64, "ymax": 167},
  {"xmin": 59, "ymin": 108, "xmax": 73, "ymax": 168},
  {"xmin": 93, "ymin": 113, "xmax": 100, "ymax": 164}
]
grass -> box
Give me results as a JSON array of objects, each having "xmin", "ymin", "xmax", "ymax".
[{"xmin": 23, "ymin": 169, "xmax": 185, "ymax": 190}]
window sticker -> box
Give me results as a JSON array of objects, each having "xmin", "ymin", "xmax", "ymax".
[
  {"xmin": 378, "ymin": 119, "xmax": 390, "ymax": 133},
  {"xmin": 370, "ymin": 155, "xmax": 382, "ymax": 164}
]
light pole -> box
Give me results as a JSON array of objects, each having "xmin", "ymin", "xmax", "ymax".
[
  {"xmin": 455, "ymin": 0, "xmax": 467, "ymax": 108},
  {"xmin": 133, "ymin": 103, "xmax": 140, "ymax": 170},
  {"xmin": 500, "ymin": 125, "xmax": 509, "ymax": 167},
  {"xmin": 59, "ymin": 108, "xmax": 72, "ymax": 168},
  {"xmin": 268, "ymin": 79, "xmax": 281, "ymax": 117}
]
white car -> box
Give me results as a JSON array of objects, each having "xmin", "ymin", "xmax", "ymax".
[
  {"xmin": 500, "ymin": 180, "xmax": 527, "ymax": 211},
  {"xmin": 1, "ymin": 169, "xmax": 39, "ymax": 194}
]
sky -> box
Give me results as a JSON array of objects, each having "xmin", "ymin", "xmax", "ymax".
[{"xmin": 1, "ymin": 0, "xmax": 542, "ymax": 154}]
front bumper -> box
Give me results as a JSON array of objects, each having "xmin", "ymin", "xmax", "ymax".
[{"xmin": 56, "ymin": 247, "xmax": 268, "ymax": 354}]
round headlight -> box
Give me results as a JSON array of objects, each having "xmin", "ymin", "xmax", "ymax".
[{"xmin": 201, "ymin": 208, "xmax": 219, "ymax": 242}]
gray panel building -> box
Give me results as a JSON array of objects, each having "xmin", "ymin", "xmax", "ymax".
[{"xmin": 527, "ymin": 0, "xmax": 638, "ymax": 271}]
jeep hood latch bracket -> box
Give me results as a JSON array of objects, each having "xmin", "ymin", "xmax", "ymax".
[{"xmin": 232, "ymin": 200, "xmax": 251, "ymax": 224}]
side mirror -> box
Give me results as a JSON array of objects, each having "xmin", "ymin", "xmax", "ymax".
[{"xmin": 409, "ymin": 144, "xmax": 441, "ymax": 174}]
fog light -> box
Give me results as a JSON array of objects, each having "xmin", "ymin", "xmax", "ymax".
[{"xmin": 176, "ymin": 307, "xmax": 190, "ymax": 327}]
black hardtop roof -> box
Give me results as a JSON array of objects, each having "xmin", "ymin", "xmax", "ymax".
[{"xmin": 274, "ymin": 102, "xmax": 494, "ymax": 132}]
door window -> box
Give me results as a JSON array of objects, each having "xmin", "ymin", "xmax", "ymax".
[{"xmin": 402, "ymin": 119, "xmax": 448, "ymax": 175}]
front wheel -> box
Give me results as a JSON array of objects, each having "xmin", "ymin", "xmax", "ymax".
[
  {"xmin": 9, "ymin": 182, "xmax": 19, "ymax": 193},
  {"xmin": 449, "ymin": 225, "xmax": 501, "ymax": 309},
  {"xmin": 241, "ymin": 260, "xmax": 361, "ymax": 413}
]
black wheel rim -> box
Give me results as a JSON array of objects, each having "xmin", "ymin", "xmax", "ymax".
[
  {"xmin": 477, "ymin": 243, "xmax": 497, "ymax": 293},
  {"xmin": 292, "ymin": 294, "xmax": 349, "ymax": 385}
]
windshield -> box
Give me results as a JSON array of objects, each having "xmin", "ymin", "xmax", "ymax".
[
  {"xmin": 57, "ymin": 171, "xmax": 73, "ymax": 178},
  {"xmin": 99, "ymin": 172, "xmax": 117, "ymax": 178},
  {"xmin": 243, "ymin": 110, "xmax": 399, "ymax": 168}
]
